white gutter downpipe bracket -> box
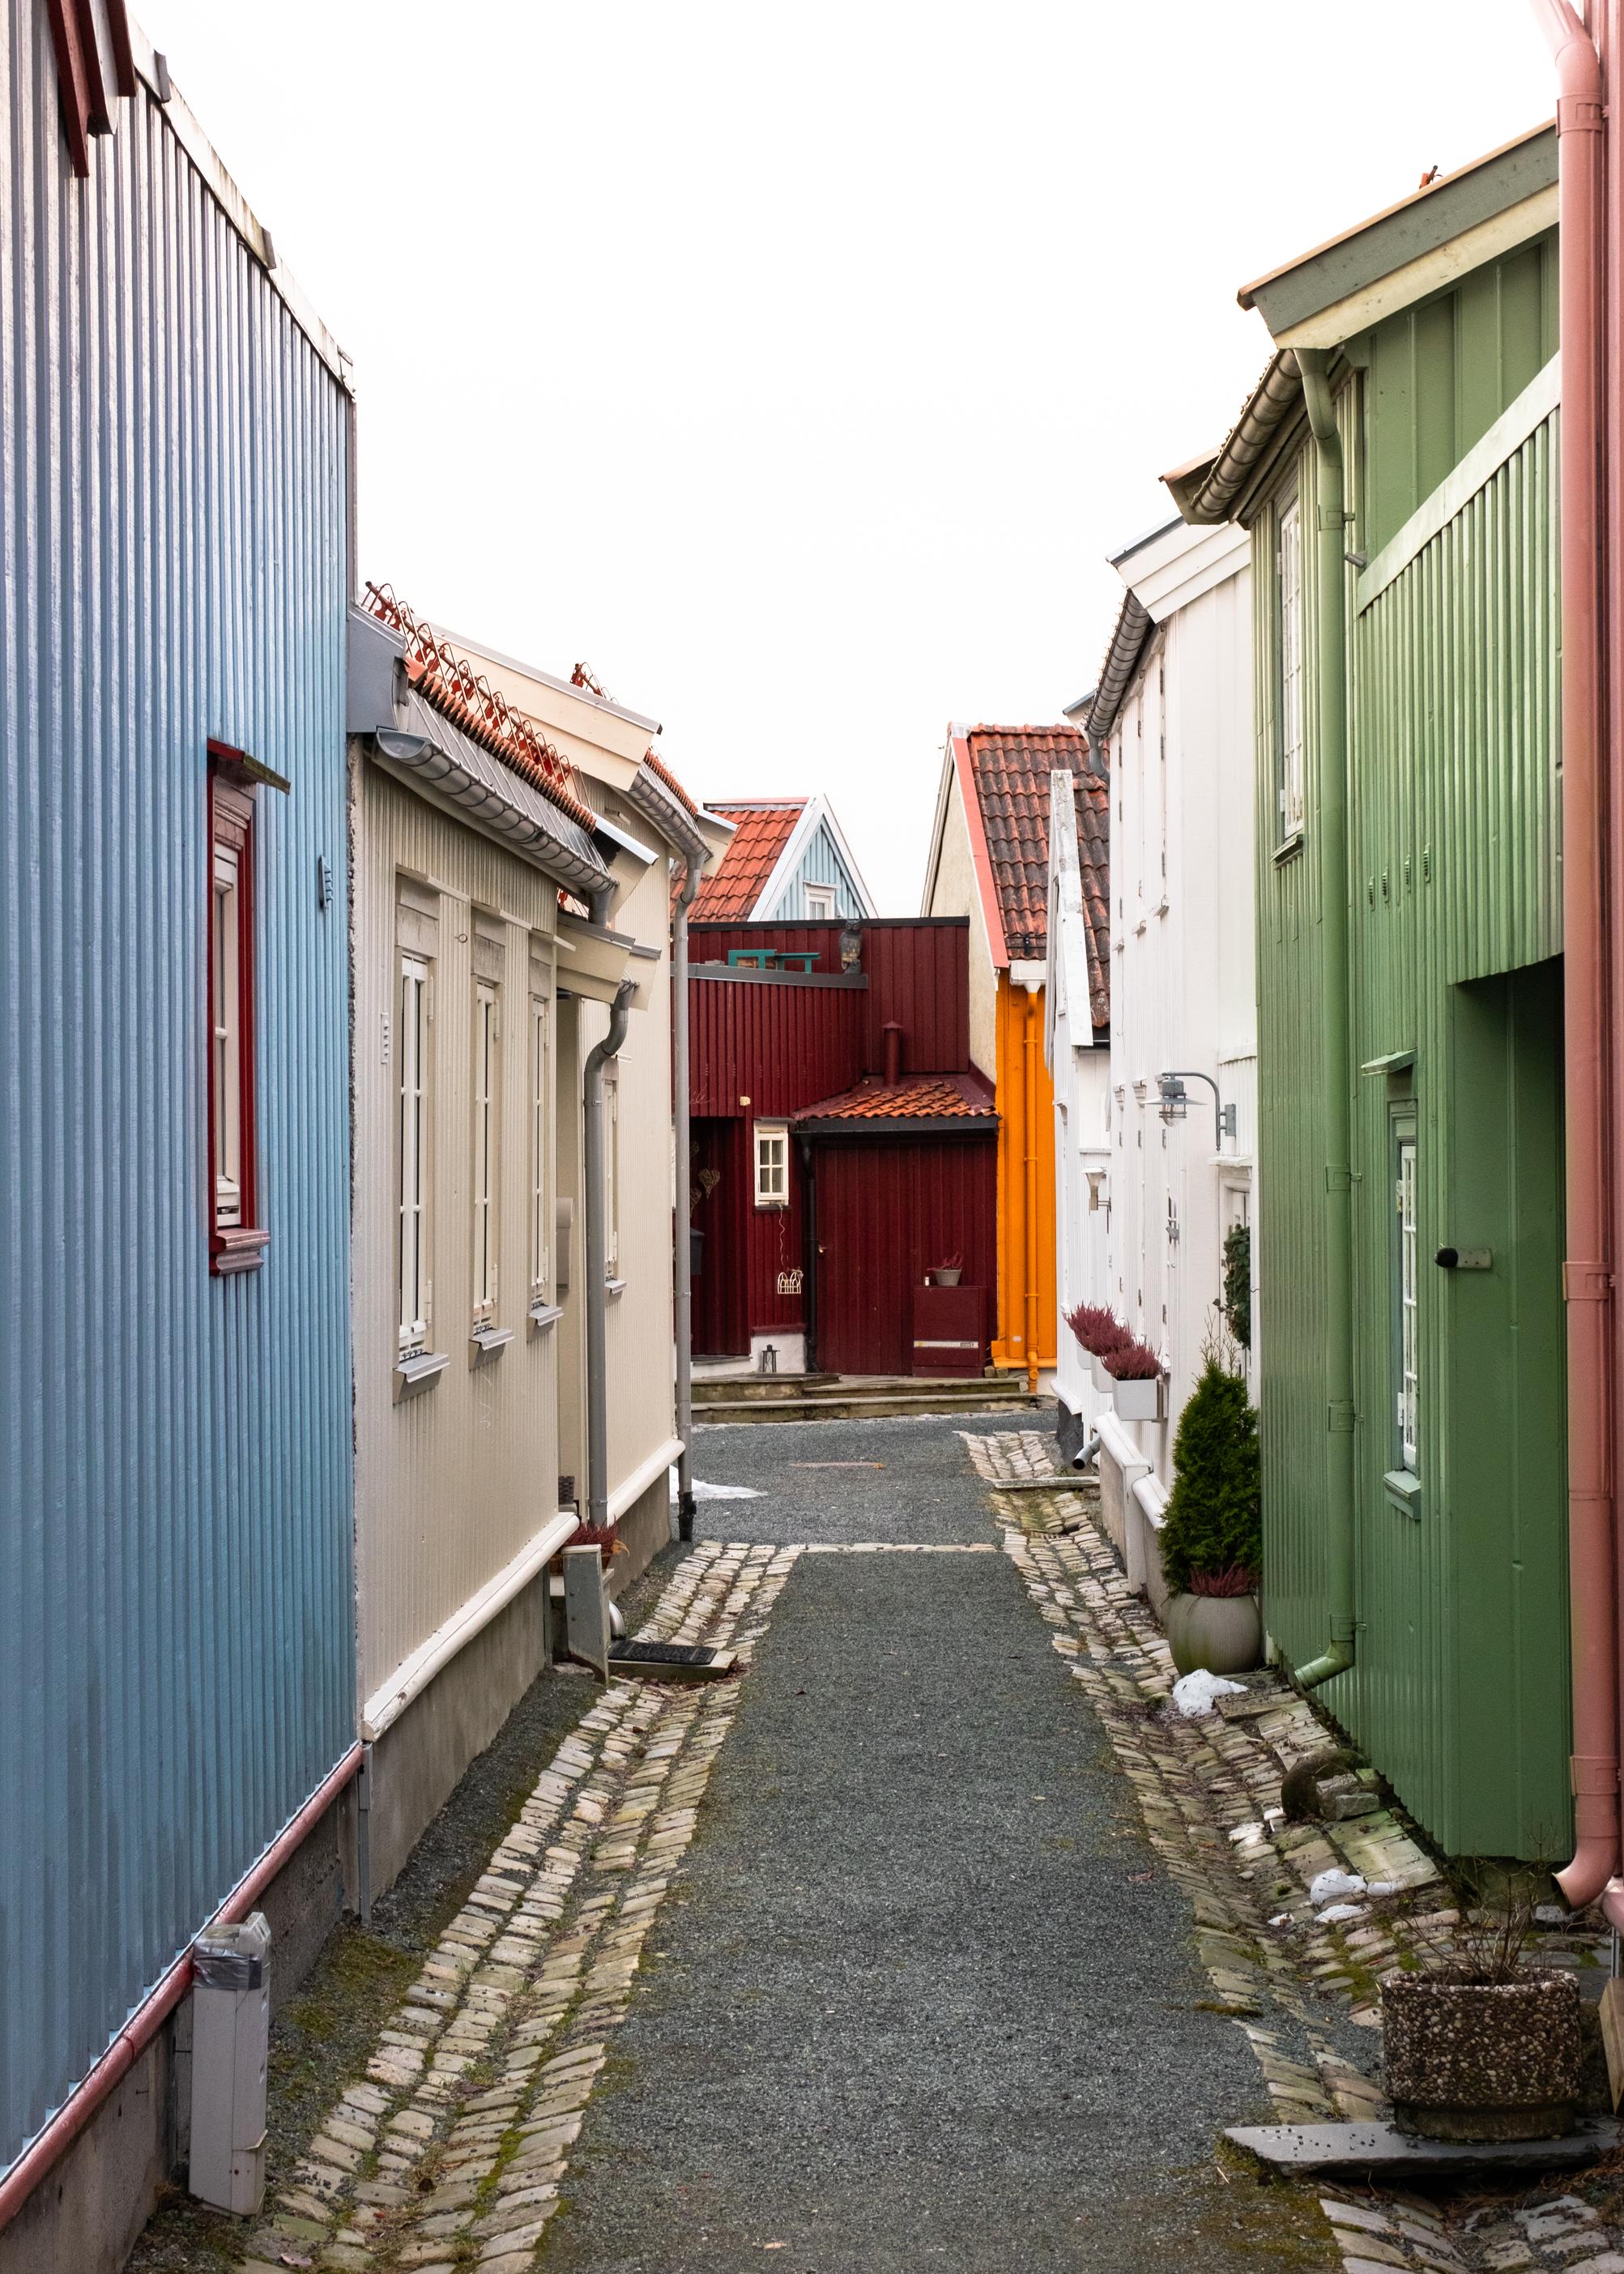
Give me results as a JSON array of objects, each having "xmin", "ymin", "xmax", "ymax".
[{"xmin": 586, "ymin": 980, "xmax": 635, "ymax": 1530}]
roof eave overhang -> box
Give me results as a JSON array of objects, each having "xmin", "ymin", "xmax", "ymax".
[
  {"xmin": 1166, "ymin": 352, "xmax": 1306, "ymax": 527},
  {"xmin": 1238, "ymin": 121, "xmax": 1556, "ymax": 339},
  {"xmin": 1085, "ymin": 592, "xmax": 1154, "ymax": 743},
  {"xmin": 625, "ymin": 761, "xmax": 713, "ymax": 870},
  {"xmin": 794, "ymin": 1115, "xmax": 999, "ymax": 1137}
]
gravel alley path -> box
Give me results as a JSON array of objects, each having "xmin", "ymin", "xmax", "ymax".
[{"xmin": 539, "ymin": 1412, "xmax": 1328, "ymax": 2273}]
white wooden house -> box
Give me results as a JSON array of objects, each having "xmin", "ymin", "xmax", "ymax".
[
  {"xmin": 1074, "ymin": 513, "xmax": 1255, "ymax": 1606},
  {"xmin": 1045, "ymin": 770, "xmax": 1113, "ymax": 1457}
]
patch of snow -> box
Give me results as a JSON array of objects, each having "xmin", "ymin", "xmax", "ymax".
[
  {"xmin": 1309, "ymin": 1867, "xmax": 1366, "ymax": 1905},
  {"xmin": 1170, "ymin": 1670, "xmax": 1247, "ymax": 1717},
  {"xmin": 668, "ymin": 1478, "xmax": 764, "ymax": 1501}
]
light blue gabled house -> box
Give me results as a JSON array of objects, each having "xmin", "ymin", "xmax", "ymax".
[
  {"xmin": 692, "ymin": 794, "xmax": 879, "ymax": 923},
  {"xmin": 1, "ymin": 5, "xmax": 355, "ymax": 2257}
]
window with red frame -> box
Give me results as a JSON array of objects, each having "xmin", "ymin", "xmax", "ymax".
[{"xmin": 207, "ymin": 745, "xmax": 267, "ymax": 1274}]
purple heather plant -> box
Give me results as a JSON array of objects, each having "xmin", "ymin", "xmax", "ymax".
[
  {"xmin": 1102, "ymin": 1337, "xmax": 1163, "ymax": 1381},
  {"xmin": 1065, "ymin": 1302, "xmax": 1131, "ymax": 1357}
]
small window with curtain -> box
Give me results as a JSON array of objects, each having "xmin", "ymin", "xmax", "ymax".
[
  {"xmin": 399, "ymin": 954, "xmax": 432, "ymax": 1355},
  {"xmin": 471, "ymin": 980, "xmax": 501, "ymax": 1325},
  {"xmin": 1277, "ymin": 489, "xmax": 1306, "ymax": 841},
  {"xmin": 207, "ymin": 757, "xmax": 267, "ymax": 1274},
  {"xmin": 755, "ymin": 1120, "xmax": 790, "ymax": 1209}
]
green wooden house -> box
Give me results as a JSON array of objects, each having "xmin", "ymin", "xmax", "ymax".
[{"xmin": 1170, "ymin": 123, "xmax": 1566, "ymax": 1860}]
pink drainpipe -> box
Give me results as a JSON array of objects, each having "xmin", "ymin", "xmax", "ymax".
[{"xmin": 1529, "ymin": 0, "xmax": 1622, "ymax": 1918}]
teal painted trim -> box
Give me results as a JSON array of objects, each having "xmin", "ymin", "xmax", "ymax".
[{"xmin": 1357, "ymin": 356, "xmax": 1559, "ymax": 612}]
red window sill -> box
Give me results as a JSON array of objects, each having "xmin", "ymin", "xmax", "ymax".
[{"xmin": 211, "ymin": 1227, "xmax": 270, "ymax": 1276}]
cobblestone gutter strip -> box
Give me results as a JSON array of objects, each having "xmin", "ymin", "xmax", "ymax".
[
  {"xmin": 963, "ymin": 1430, "xmax": 1621, "ymax": 2274},
  {"xmin": 232, "ymin": 1539, "xmax": 797, "ymax": 2274}
]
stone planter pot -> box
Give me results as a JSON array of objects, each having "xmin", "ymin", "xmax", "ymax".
[
  {"xmin": 1381, "ymin": 1973, "xmax": 1580, "ymax": 2141},
  {"xmin": 1110, "ymin": 1372, "xmax": 1165, "ymax": 1422},
  {"xmin": 1165, "ymin": 1590, "xmax": 1263, "ymax": 1677},
  {"xmin": 1089, "ymin": 1352, "xmax": 1113, "ymax": 1394},
  {"xmin": 933, "ymin": 1266, "xmax": 962, "ymax": 1287}
]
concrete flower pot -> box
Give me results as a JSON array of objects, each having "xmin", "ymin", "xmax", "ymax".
[
  {"xmin": 1165, "ymin": 1591, "xmax": 1263, "ymax": 1677},
  {"xmin": 1110, "ymin": 1372, "xmax": 1165, "ymax": 1423},
  {"xmin": 1381, "ymin": 1973, "xmax": 1581, "ymax": 2141}
]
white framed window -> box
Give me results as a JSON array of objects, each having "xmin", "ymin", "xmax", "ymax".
[
  {"xmin": 1395, "ymin": 1124, "xmax": 1419, "ymax": 1474},
  {"xmin": 603, "ymin": 1062, "xmax": 621, "ymax": 1280},
  {"xmin": 399, "ymin": 954, "xmax": 432, "ymax": 1355},
  {"xmin": 530, "ymin": 995, "xmax": 552, "ymax": 1299},
  {"xmin": 755, "ymin": 1120, "xmax": 790, "ymax": 1209},
  {"xmin": 804, "ymin": 882, "xmax": 837, "ymax": 920},
  {"xmin": 1277, "ymin": 489, "xmax": 1305, "ymax": 838},
  {"xmin": 472, "ymin": 981, "xmax": 501, "ymax": 1325},
  {"xmin": 211, "ymin": 841, "xmax": 243, "ymax": 1229}
]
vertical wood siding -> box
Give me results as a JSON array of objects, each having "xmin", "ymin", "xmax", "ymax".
[{"xmin": 1, "ymin": 15, "xmax": 352, "ymax": 2171}]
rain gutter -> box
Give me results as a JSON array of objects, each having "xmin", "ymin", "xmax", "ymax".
[
  {"xmin": 1292, "ymin": 348, "xmax": 1357, "ymax": 1692},
  {"xmin": 1527, "ymin": 0, "xmax": 1622, "ymax": 1916},
  {"xmin": 585, "ymin": 981, "xmax": 637, "ymax": 1530}
]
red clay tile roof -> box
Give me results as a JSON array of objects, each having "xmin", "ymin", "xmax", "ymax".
[
  {"xmin": 641, "ymin": 744, "xmax": 700, "ymax": 817},
  {"xmin": 690, "ymin": 800, "xmax": 806, "ymax": 920},
  {"xmin": 361, "ymin": 583, "xmax": 596, "ymax": 830},
  {"xmin": 1076, "ymin": 766, "xmax": 1110, "ymax": 1030},
  {"xmin": 965, "ymin": 724, "xmax": 1091, "ymax": 961},
  {"xmin": 792, "ymin": 1070, "xmax": 996, "ymax": 1126}
]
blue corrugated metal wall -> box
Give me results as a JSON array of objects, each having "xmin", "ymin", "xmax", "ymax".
[{"xmin": 0, "ymin": 8, "xmax": 355, "ymax": 2173}]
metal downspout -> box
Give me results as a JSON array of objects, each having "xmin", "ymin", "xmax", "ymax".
[
  {"xmin": 1293, "ymin": 348, "xmax": 1358, "ymax": 1692},
  {"xmin": 1528, "ymin": 0, "xmax": 1622, "ymax": 1913},
  {"xmin": 1024, "ymin": 985, "xmax": 1041, "ymax": 1393},
  {"xmin": 673, "ymin": 867, "xmax": 700, "ymax": 1542},
  {"xmin": 585, "ymin": 981, "xmax": 635, "ymax": 1530}
]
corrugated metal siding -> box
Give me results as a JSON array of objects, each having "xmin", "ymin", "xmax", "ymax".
[
  {"xmin": 1257, "ymin": 348, "xmax": 1568, "ymax": 1854},
  {"xmin": 0, "ymin": 17, "xmax": 353, "ymax": 2174},
  {"xmin": 352, "ymin": 766, "xmax": 560, "ymax": 1701},
  {"xmin": 689, "ymin": 971, "xmax": 863, "ymax": 1120},
  {"xmin": 815, "ymin": 1137, "xmax": 997, "ymax": 1374},
  {"xmin": 688, "ymin": 919, "xmax": 970, "ymax": 1077}
]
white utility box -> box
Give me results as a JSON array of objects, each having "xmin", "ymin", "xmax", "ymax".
[{"xmin": 189, "ymin": 1910, "xmax": 271, "ymax": 2212}]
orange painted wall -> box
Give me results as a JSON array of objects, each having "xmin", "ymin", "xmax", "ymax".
[{"xmin": 991, "ymin": 974, "xmax": 1058, "ymax": 1378}]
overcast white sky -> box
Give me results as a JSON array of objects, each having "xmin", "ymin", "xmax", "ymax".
[{"xmin": 137, "ymin": 1, "xmax": 1551, "ymax": 912}]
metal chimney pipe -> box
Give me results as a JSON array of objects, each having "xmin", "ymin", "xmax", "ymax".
[{"xmin": 883, "ymin": 1021, "xmax": 903, "ymax": 1087}]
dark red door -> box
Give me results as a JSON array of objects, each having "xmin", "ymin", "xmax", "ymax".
[
  {"xmin": 691, "ymin": 1117, "xmax": 750, "ymax": 1358},
  {"xmin": 813, "ymin": 1136, "xmax": 996, "ymax": 1376}
]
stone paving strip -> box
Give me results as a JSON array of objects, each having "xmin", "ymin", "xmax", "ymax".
[
  {"xmin": 964, "ymin": 1429, "xmax": 1621, "ymax": 2274},
  {"xmin": 233, "ymin": 1538, "xmax": 798, "ymax": 2274}
]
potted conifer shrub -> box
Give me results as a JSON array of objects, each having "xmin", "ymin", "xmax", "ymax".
[
  {"xmin": 1104, "ymin": 1335, "xmax": 1165, "ymax": 1421},
  {"xmin": 1159, "ymin": 1350, "xmax": 1263, "ymax": 1675}
]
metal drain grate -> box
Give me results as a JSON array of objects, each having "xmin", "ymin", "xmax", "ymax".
[{"xmin": 607, "ymin": 1639, "xmax": 739, "ymax": 1682}]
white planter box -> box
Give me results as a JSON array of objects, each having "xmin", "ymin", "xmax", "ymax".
[
  {"xmin": 1110, "ymin": 1373, "xmax": 1165, "ymax": 1423},
  {"xmin": 1089, "ymin": 1352, "xmax": 1113, "ymax": 1394}
]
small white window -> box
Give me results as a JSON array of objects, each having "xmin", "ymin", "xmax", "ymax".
[
  {"xmin": 472, "ymin": 981, "xmax": 501, "ymax": 1325},
  {"xmin": 1396, "ymin": 1131, "xmax": 1418, "ymax": 1474},
  {"xmin": 212, "ymin": 843, "xmax": 243, "ymax": 1229},
  {"xmin": 804, "ymin": 882, "xmax": 837, "ymax": 920},
  {"xmin": 755, "ymin": 1121, "xmax": 790, "ymax": 1209},
  {"xmin": 603, "ymin": 1062, "xmax": 621, "ymax": 1280},
  {"xmin": 399, "ymin": 954, "xmax": 432, "ymax": 1355},
  {"xmin": 1277, "ymin": 492, "xmax": 1305, "ymax": 838},
  {"xmin": 530, "ymin": 996, "xmax": 551, "ymax": 1299}
]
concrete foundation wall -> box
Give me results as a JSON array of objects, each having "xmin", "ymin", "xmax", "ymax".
[
  {"xmin": 608, "ymin": 1474, "xmax": 674, "ymax": 1600},
  {"xmin": 0, "ymin": 1799, "xmax": 346, "ymax": 2274},
  {"xmin": 366, "ymin": 1571, "xmax": 552, "ymax": 1901}
]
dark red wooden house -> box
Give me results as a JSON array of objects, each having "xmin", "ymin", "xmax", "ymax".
[{"xmin": 687, "ymin": 917, "xmax": 998, "ymax": 1376}]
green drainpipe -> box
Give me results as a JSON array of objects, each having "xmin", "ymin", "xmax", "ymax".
[{"xmin": 1294, "ymin": 348, "xmax": 1357, "ymax": 1692}]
